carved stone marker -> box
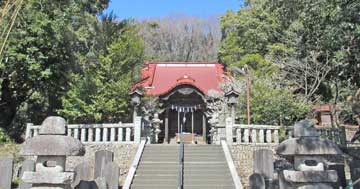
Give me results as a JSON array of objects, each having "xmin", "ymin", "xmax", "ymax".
[
  {"xmin": 94, "ymin": 150, "xmax": 114, "ymax": 179},
  {"xmin": 20, "ymin": 116, "xmax": 85, "ymax": 188},
  {"xmin": 103, "ymin": 162, "xmax": 120, "ymax": 189},
  {"xmin": 72, "ymin": 161, "xmax": 93, "ymax": 188},
  {"xmin": 253, "ymin": 149, "xmax": 273, "ymax": 188},
  {"xmin": 249, "ymin": 173, "xmax": 265, "ymax": 189},
  {"xmin": 0, "ymin": 156, "xmax": 13, "ymax": 189},
  {"xmin": 19, "ymin": 159, "xmax": 35, "ymax": 189}
]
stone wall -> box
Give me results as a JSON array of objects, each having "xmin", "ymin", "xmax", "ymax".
[
  {"xmin": 66, "ymin": 143, "xmax": 138, "ymax": 186},
  {"xmin": 230, "ymin": 144, "xmax": 278, "ymax": 188}
]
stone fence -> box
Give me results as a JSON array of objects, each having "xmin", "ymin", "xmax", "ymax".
[
  {"xmin": 223, "ymin": 117, "xmax": 349, "ymax": 146},
  {"xmin": 25, "ymin": 117, "xmax": 142, "ymax": 144}
]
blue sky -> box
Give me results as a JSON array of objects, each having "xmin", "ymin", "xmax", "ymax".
[{"xmin": 104, "ymin": 0, "xmax": 242, "ymax": 19}]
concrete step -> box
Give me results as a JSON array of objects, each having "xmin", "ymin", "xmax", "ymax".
[
  {"xmin": 130, "ymin": 184, "xmax": 177, "ymax": 189},
  {"xmin": 132, "ymin": 144, "xmax": 234, "ymax": 189},
  {"xmin": 132, "ymin": 178, "xmax": 234, "ymax": 185},
  {"xmin": 131, "ymin": 184, "xmax": 234, "ymax": 189},
  {"xmin": 183, "ymin": 185, "xmax": 235, "ymax": 189},
  {"xmin": 135, "ymin": 174, "xmax": 232, "ymax": 179}
]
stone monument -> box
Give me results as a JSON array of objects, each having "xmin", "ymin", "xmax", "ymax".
[
  {"xmin": 276, "ymin": 120, "xmax": 342, "ymax": 188},
  {"xmin": 20, "ymin": 116, "xmax": 85, "ymax": 188}
]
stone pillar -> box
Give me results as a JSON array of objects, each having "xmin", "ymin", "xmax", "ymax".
[
  {"xmin": 74, "ymin": 128, "xmax": 79, "ymax": 140},
  {"xmin": 94, "ymin": 150, "xmax": 114, "ymax": 179},
  {"xmin": 125, "ymin": 127, "xmax": 131, "ymax": 141},
  {"xmin": 231, "ymin": 105, "xmax": 235, "ymax": 125},
  {"xmin": 0, "ymin": 157, "xmax": 13, "ymax": 189},
  {"xmin": 81, "ymin": 128, "xmax": 86, "ymax": 142},
  {"xmin": 165, "ymin": 108, "xmax": 169, "ymax": 143},
  {"xmin": 88, "ymin": 128, "xmax": 94, "ymax": 142},
  {"xmin": 103, "ymin": 162, "xmax": 120, "ymax": 189},
  {"xmin": 102, "ymin": 128, "xmax": 108, "ymax": 142},
  {"xmin": 244, "ymin": 128, "xmax": 250, "ymax": 143},
  {"xmin": 226, "ymin": 117, "xmax": 233, "ymax": 145},
  {"xmin": 95, "ymin": 128, "xmax": 101, "ymax": 142},
  {"xmin": 266, "ymin": 129, "xmax": 272, "ymax": 143},
  {"xmin": 274, "ymin": 129, "xmax": 279, "ymax": 143},
  {"xmin": 237, "ymin": 128, "xmax": 242, "ymax": 143},
  {"xmin": 259, "ymin": 129, "xmax": 264, "ymax": 143},
  {"xmin": 134, "ymin": 116, "xmax": 141, "ymax": 143},
  {"xmin": 254, "ymin": 149, "xmax": 274, "ymax": 188},
  {"xmin": 25, "ymin": 123, "xmax": 34, "ymax": 139},
  {"xmin": 178, "ymin": 111, "xmax": 180, "ymax": 134},
  {"xmin": 110, "ymin": 127, "xmax": 116, "ymax": 142},
  {"xmin": 118, "ymin": 126, "xmax": 123, "ymax": 142},
  {"xmin": 252, "ymin": 129, "xmax": 257, "ymax": 143},
  {"xmin": 203, "ymin": 114, "xmax": 207, "ymax": 142},
  {"xmin": 191, "ymin": 111, "xmax": 194, "ymax": 143}
]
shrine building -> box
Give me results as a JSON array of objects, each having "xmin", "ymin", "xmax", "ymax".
[{"xmin": 133, "ymin": 62, "xmax": 230, "ymax": 144}]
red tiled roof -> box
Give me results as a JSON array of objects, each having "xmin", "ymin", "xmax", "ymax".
[{"xmin": 134, "ymin": 62, "xmax": 226, "ymax": 96}]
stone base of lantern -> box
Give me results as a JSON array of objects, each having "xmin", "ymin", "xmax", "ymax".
[
  {"xmin": 22, "ymin": 171, "xmax": 74, "ymax": 188},
  {"xmin": 279, "ymin": 170, "xmax": 338, "ymax": 189}
]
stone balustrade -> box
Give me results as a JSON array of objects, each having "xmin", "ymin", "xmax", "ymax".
[
  {"xmin": 25, "ymin": 117, "xmax": 142, "ymax": 144},
  {"xmin": 233, "ymin": 124, "xmax": 282, "ymax": 144}
]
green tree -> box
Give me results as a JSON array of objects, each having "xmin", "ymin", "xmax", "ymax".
[
  {"xmin": 58, "ymin": 22, "xmax": 144, "ymax": 123},
  {"xmin": 0, "ymin": 0, "xmax": 109, "ymax": 141}
]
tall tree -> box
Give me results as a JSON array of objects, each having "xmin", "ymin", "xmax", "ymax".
[
  {"xmin": 139, "ymin": 15, "xmax": 221, "ymax": 62},
  {"xmin": 0, "ymin": 0, "xmax": 108, "ymax": 141},
  {"xmin": 58, "ymin": 20, "xmax": 144, "ymax": 123}
]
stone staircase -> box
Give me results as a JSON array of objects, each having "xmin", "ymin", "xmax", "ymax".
[
  {"xmin": 131, "ymin": 144, "xmax": 235, "ymax": 189},
  {"xmin": 131, "ymin": 145, "xmax": 179, "ymax": 189},
  {"xmin": 183, "ymin": 145, "xmax": 235, "ymax": 189}
]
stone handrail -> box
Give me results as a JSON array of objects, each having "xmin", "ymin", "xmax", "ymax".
[
  {"xmin": 232, "ymin": 124, "xmax": 282, "ymax": 144},
  {"xmin": 25, "ymin": 117, "xmax": 142, "ymax": 144},
  {"xmin": 221, "ymin": 140, "xmax": 243, "ymax": 189},
  {"xmin": 123, "ymin": 139, "xmax": 146, "ymax": 189},
  {"xmin": 223, "ymin": 118, "xmax": 294, "ymax": 145}
]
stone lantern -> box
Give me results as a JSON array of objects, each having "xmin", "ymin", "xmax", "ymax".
[
  {"xmin": 225, "ymin": 89, "xmax": 239, "ymax": 124},
  {"xmin": 151, "ymin": 113, "xmax": 163, "ymax": 143},
  {"xmin": 276, "ymin": 120, "xmax": 342, "ymax": 188},
  {"xmin": 129, "ymin": 89, "xmax": 143, "ymax": 121},
  {"xmin": 20, "ymin": 116, "xmax": 85, "ymax": 189}
]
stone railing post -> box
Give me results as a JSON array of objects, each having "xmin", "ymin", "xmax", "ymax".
[
  {"xmin": 110, "ymin": 127, "xmax": 116, "ymax": 142},
  {"xmin": 126, "ymin": 127, "xmax": 131, "ymax": 142},
  {"xmin": 88, "ymin": 128, "xmax": 94, "ymax": 142},
  {"xmin": 266, "ymin": 129, "xmax": 272, "ymax": 143},
  {"xmin": 226, "ymin": 117, "xmax": 233, "ymax": 145},
  {"xmin": 81, "ymin": 128, "xmax": 86, "ymax": 142},
  {"xmin": 25, "ymin": 123, "xmax": 33, "ymax": 139},
  {"xmin": 274, "ymin": 129, "xmax": 279, "ymax": 143},
  {"xmin": 236, "ymin": 128, "xmax": 242, "ymax": 144},
  {"xmin": 134, "ymin": 116, "xmax": 141, "ymax": 144},
  {"xmin": 103, "ymin": 128, "xmax": 108, "ymax": 142},
  {"xmin": 95, "ymin": 128, "xmax": 101, "ymax": 142},
  {"xmin": 251, "ymin": 129, "xmax": 257, "ymax": 143},
  {"xmin": 74, "ymin": 128, "xmax": 79, "ymax": 140},
  {"xmin": 118, "ymin": 125, "xmax": 123, "ymax": 142},
  {"xmin": 244, "ymin": 128, "xmax": 250, "ymax": 143},
  {"xmin": 259, "ymin": 129, "xmax": 264, "ymax": 143}
]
